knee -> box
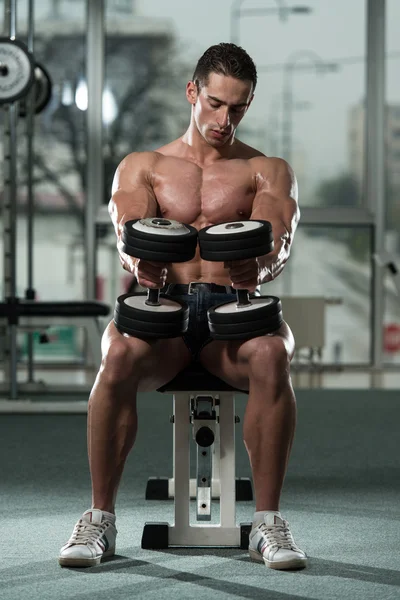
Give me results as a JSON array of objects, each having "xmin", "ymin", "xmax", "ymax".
[
  {"xmin": 99, "ymin": 339, "xmax": 139, "ymax": 385},
  {"xmin": 246, "ymin": 336, "xmax": 290, "ymax": 382}
]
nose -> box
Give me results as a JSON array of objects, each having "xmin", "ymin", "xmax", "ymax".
[{"xmin": 217, "ymin": 107, "xmax": 230, "ymax": 130}]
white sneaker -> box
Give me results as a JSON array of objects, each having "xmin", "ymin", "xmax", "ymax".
[
  {"xmin": 248, "ymin": 514, "xmax": 307, "ymax": 570},
  {"xmin": 59, "ymin": 509, "xmax": 117, "ymax": 567}
]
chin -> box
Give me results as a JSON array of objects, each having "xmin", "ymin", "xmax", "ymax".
[{"xmin": 206, "ymin": 134, "xmax": 230, "ymax": 148}]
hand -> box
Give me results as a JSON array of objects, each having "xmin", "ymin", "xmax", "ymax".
[
  {"xmin": 224, "ymin": 258, "xmax": 259, "ymax": 292},
  {"xmin": 134, "ymin": 259, "xmax": 168, "ymax": 289}
]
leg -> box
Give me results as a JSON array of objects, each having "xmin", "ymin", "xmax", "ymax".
[
  {"xmin": 198, "ymin": 322, "xmax": 296, "ymax": 511},
  {"xmin": 88, "ymin": 321, "xmax": 192, "ymax": 514}
]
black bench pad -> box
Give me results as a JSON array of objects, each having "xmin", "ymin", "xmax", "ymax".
[
  {"xmin": 157, "ymin": 362, "xmax": 247, "ymax": 393},
  {"xmin": 0, "ymin": 301, "xmax": 110, "ymax": 318}
]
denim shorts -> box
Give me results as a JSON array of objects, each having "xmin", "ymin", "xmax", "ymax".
[{"xmin": 163, "ymin": 282, "xmax": 237, "ymax": 361}]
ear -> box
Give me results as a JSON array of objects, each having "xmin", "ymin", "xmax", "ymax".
[
  {"xmin": 246, "ymin": 93, "xmax": 255, "ymax": 111},
  {"xmin": 186, "ymin": 81, "xmax": 198, "ymax": 105}
]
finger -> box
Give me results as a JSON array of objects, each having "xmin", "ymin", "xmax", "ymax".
[
  {"xmin": 229, "ymin": 263, "xmax": 256, "ymax": 277},
  {"xmin": 145, "ymin": 261, "xmax": 170, "ymax": 268},
  {"xmin": 138, "ymin": 263, "xmax": 168, "ymax": 278},
  {"xmin": 139, "ymin": 278, "xmax": 166, "ymax": 289},
  {"xmin": 231, "ymin": 280, "xmax": 257, "ymax": 292}
]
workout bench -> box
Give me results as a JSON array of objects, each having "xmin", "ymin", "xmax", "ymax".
[
  {"xmin": 0, "ymin": 300, "xmax": 110, "ymax": 398},
  {"xmin": 141, "ymin": 362, "xmax": 253, "ymax": 549}
]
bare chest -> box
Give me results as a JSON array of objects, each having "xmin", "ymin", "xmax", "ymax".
[{"xmin": 152, "ymin": 159, "xmax": 255, "ymax": 229}]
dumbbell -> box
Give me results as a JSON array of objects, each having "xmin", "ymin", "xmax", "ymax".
[
  {"xmin": 198, "ymin": 220, "xmax": 283, "ymax": 340},
  {"xmin": 114, "ymin": 218, "xmax": 197, "ymax": 339}
]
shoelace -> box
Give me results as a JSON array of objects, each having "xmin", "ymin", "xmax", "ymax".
[
  {"xmin": 259, "ymin": 522, "xmax": 297, "ymax": 551},
  {"xmin": 69, "ymin": 520, "xmax": 108, "ymax": 546}
]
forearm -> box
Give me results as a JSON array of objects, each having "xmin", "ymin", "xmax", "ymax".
[
  {"xmin": 109, "ymin": 192, "xmax": 157, "ymax": 274},
  {"xmin": 257, "ymin": 231, "xmax": 292, "ymax": 283}
]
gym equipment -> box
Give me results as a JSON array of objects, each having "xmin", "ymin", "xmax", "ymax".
[
  {"xmin": 199, "ymin": 220, "xmax": 284, "ymax": 340},
  {"xmin": 141, "ymin": 362, "xmax": 253, "ymax": 549},
  {"xmin": 114, "ymin": 218, "xmax": 197, "ymax": 339},
  {"xmin": 0, "ymin": 1, "xmax": 110, "ymax": 399},
  {"xmin": 19, "ymin": 62, "xmax": 52, "ymax": 117},
  {"xmin": 0, "ymin": 37, "xmax": 34, "ymax": 104}
]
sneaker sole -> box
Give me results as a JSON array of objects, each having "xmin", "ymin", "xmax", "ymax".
[
  {"xmin": 58, "ymin": 547, "xmax": 115, "ymax": 568},
  {"xmin": 248, "ymin": 547, "xmax": 307, "ymax": 570}
]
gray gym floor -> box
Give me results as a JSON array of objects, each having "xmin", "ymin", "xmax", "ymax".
[{"xmin": 2, "ymin": 388, "xmax": 400, "ymax": 600}]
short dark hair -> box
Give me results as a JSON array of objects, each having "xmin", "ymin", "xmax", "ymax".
[{"xmin": 192, "ymin": 43, "xmax": 257, "ymax": 91}]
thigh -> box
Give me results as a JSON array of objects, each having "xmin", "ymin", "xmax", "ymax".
[
  {"xmin": 198, "ymin": 321, "xmax": 295, "ymax": 392},
  {"xmin": 102, "ymin": 320, "xmax": 192, "ymax": 392}
]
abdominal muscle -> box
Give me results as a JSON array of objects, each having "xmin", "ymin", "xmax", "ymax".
[{"xmin": 167, "ymin": 248, "xmax": 229, "ymax": 286}]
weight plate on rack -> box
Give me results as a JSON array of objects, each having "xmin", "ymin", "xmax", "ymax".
[
  {"xmin": 0, "ymin": 38, "xmax": 34, "ymax": 104},
  {"xmin": 19, "ymin": 62, "xmax": 52, "ymax": 117}
]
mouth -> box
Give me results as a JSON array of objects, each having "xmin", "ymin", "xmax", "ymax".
[{"xmin": 210, "ymin": 130, "xmax": 229, "ymax": 139}]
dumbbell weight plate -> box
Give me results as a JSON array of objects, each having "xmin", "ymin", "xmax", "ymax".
[
  {"xmin": 116, "ymin": 294, "xmax": 189, "ymax": 324},
  {"xmin": 198, "ymin": 229, "xmax": 274, "ymax": 252},
  {"xmin": 198, "ymin": 220, "xmax": 272, "ymax": 242},
  {"xmin": 121, "ymin": 230, "xmax": 194, "ymax": 254},
  {"xmin": 208, "ymin": 312, "xmax": 283, "ymax": 340},
  {"xmin": 121, "ymin": 239, "xmax": 195, "ymax": 263},
  {"xmin": 208, "ymin": 296, "xmax": 282, "ymax": 325},
  {"xmin": 124, "ymin": 218, "xmax": 198, "ymax": 245},
  {"xmin": 200, "ymin": 242, "xmax": 274, "ymax": 262},
  {"xmin": 114, "ymin": 311, "xmax": 189, "ymax": 338},
  {"xmin": 208, "ymin": 311, "xmax": 282, "ymax": 335}
]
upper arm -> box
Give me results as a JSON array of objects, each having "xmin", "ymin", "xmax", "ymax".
[
  {"xmin": 250, "ymin": 157, "xmax": 300, "ymax": 244},
  {"xmin": 108, "ymin": 151, "xmax": 159, "ymax": 237}
]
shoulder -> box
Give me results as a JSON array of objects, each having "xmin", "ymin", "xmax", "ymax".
[
  {"xmin": 234, "ymin": 139, "xmax": 266, "ymax": 160},
  {"xmin": 233, "ymin": 142, "xmax": 295, "ymax": 179},
  {"xmin": 250, "ymin": 156, "xmax": 297, "ymax": 192},
  {"xmin": 118, "ymin": 151, "xmax": 163, "ymax": 172},
  {"xmin": 249, "ymin": 156, "xmax": 293, "ymax": 177}
]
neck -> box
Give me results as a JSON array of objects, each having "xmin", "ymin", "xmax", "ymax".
[{"xmin": 181, "ymin": 120, "xmax": 236, "ymax": 165}]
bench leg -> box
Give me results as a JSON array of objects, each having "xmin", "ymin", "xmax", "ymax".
[{"xmin": 142, "ymin": 391, "xmax": 252, "ymax": 548}]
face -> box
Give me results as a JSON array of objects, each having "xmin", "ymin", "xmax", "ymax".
[{"xmin": 186, "ymin": 72, "xmax": 254, "ymax": 147}]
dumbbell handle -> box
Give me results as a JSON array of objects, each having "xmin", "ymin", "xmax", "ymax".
[
  {"xmin": 146, "ymin": 287, "xmax": 162, "ymax": 307},
  {"xmin": 236, "ymin": 288, "xmax": 252, "ymax": 307}
]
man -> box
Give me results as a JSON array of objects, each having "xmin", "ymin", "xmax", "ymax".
[{"xmin": 59, "ymin": 43, "xmax": 307, "ymax": 571}]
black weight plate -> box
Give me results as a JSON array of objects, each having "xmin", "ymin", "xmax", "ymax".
[
  {"xmin": 121, "ymin": 230, "xmax": 197, "ymax": 256},
  {"xmin": 114, "ymin": 311, "xmax": 188, "ymax": 335},
  {"xmin": 208, "ymin": 314, "xmax": 283, "ymax": 340},
  {"xmin": 208, "ymin": 310, "xmax": 283, "ymax": 334},
  {"xmin": 124, "ymin": 219, "xmax": 198, "ymax": 245},
  {"xmin": 198, "ymin": 220, "xmax": 272, "ymax": 242},
  {"xmin": 115, "ymin": 307, "xmax": 189, "ymax": 330},
  {"xmin": 121, "ymin": 240, "xmax": 196, "ymax": 263},
  {"xmin": 200, "ymin": 242, "xmax": 274, "ymax": 262},
  {"xmin": 199, "ymin": 231, "xmax": 274, "ymax": 253},
  {"xmin": 19, "ymin": 62, "xmax": 52, "ymax": 117},
  {"xmin": 115, "ymin": 320, "xmax": 187, "ymax": 339},
  {"xmin": 116, "ymin": 294, "xmax": 188, "ymax": 323},
  {"xmin": 208, "ymin": 296, "xmax": 281, "ymax": 324}
]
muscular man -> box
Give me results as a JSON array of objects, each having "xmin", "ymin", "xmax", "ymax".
[{"xmin": 59, "ymin": 43, "xmax": 307, "ymax": 571}]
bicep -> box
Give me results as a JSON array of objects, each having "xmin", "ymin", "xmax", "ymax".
[
  {"xmin": 109, "ymin": 153, "xmax": 159, "ymax": 235},
  {"xmin": 250, "ymin": 159, "xmax": 300, "ymax": 241}
]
